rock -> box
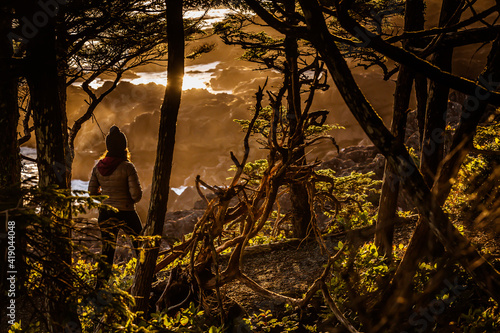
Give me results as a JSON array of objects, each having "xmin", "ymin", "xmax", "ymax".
[
  {"xmin": 404, "ymin": 90, "xmax": 468, "ymax": 157},
  {"xmin": 163, "ymin": 209, "xmax": 205, "ymax": 246},
  {"xmin": 72, "ymin": 218, "xmax": 101, "ymax": 261},
  {"xmin": 319, "ymin": 145, "xmax": 384, "ymax": 179},
  {"xmin": 193, "ymin": 193, "xmax": 218, "ymax": 210},
  {"xmin": 115, "ymin": 229, "xmax": 137, "ymax": 263},
  {"xmin": 171, "ymin": 186, "xmax": 205, "ymax": 211}
]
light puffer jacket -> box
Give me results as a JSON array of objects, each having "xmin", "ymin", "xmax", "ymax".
[{"xmin": 88, "ymin": 161, "xmax": 142, "ymax": 211}]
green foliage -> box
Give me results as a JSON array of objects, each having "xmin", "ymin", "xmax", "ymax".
[
  {"xmin": 408, "ymin": 146, "xmax": 420, "ymax": 167},
  {"xmin": 342, "ymin": 243, "xmax": 392, "ymax": 293},
  {"xmin": 413, "ymin": 261, "xmax": 439, "ymax": 293},
  {"xmin": 248, "ymin": 231, "xmax": 286, "ymax": 246},
  {"xmin": 228, "ymin": 159, "xmax": 268, "ymax": 186},
  {"xmin": 80, "ymin": 285, "xmax": 137, "ymax": 333},
  {"xmin": 315, "ymin": 170, "xmax": 381, "ymax": 201},
  {"xmin": 214, "ymin": 12, "xmax": 315, "ymax": 70},
  {"xmin": 445, "ymin": 120, "xmax": 500, "ymax": 220},
  {"xmin": 243, "ymin": 306, "xmax": 316, "ymax": 332},
  {"xmin": 70, "ymin": 257, "xmax": 220, "ymax": 332},
  {"xmin": 234, "ymin": 106, "xmax": 276, "ymax": 137},
  {"xmin": 316, "ymin": 170, "xmax": 381, "ymax": 232},
  {"xmin": 114, "ymin": 257, "xmax": 138, "ymax": 290},
  {"xmin": 7, "ymin": 322, "xmax": 22, "ymax": 333},
  {"xmin": 323, "ymin": 242, "xmax": 395, "ymax": 327},
  {"xmin": 7, "ymin": 184, "xmax": 120, "ymax": 331},
  {"xmin": 15, "ymin": 184, "xmax": 109, "ymax": 220},
  {"xmin": 473, "ymin": 121, "xmax": 500, "ymax": 150},
  {"xmin": 437, "ymin": 119, "xmax": 500, "ymax": 333},
  {"xmin": 234, "ymin": 106, "xmax": 343, "ymax": 150},
  {"xmin": 459, "ymin": 301, "xmax": 500, "ymax": 332},
  {"xmin": 142, "ymin": 302, "xmax": 221, "ymax": 332},
  {"xmin": 247, "ymin": 212, "xmax": 287, "ymax": 245}
]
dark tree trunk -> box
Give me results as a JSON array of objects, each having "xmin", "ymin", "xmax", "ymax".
[
  {"xmin": 378, "ymin": 0, "xmax": 461, "ymax": 262},
  {"xmin": 380, "ymin": 36, "xmax": 500, "ymax": 331},
  {"xmin": 377, "ymin": 0, "xmax": 473, "ymax": 328},
  {"xmin": 131, "ymin": 0, "xmax": 184, "ymax": 314},
  {"xmin": 375, "ymin": 0, "xmax": 424, "ymax": 258},
  {"xmin": 374, "ymin": 65, "xmax": 412, "ymax": 258},
  {"xmin": 417, "ymin": 0, "xmax": 462, "ymax": 261},
  {"xmin": 434, "ymin": 34, "xmax": 500, "ymax": 203},
  {"xmin": 0, "ymin": 5, "xmax": 20, "ymax": 193},
  {"xmin": 24, "ymin": 13, "xmax": 70, "ymax": 189},
  {"xmin": 293, "ymin": 0, "xmax": 500, "ymax": 327},
  {"xmin": 0, "ymin": 4, "xmax": 21, "ymax": 330},
  {"xmin": 415, "ymin": 73, "xmax": 428, "ymax": 145},
  {"xmin": 21, "ymin": 5, "xmax": 78, "ymax": 331},
  {"xmin": 392, "ymin": 0, "xmax": 464, "ymax": 291},
  {"xmin": 284, "ymin": 0, "xmax": 311, "ymax": 239},
  {"xmin": 421, "ymin": 0, "xmax": 462, "ymax": 186},
  {"xmin": 56, "ymin": 12, "xmax": 71, "ymax": 176}
]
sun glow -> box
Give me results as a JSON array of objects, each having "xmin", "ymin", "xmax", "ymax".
[{"xmin": 78, "ymin": 62, "xmax": 231, "ymax": 94}]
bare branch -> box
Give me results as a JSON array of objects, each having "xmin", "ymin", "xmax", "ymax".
[
  {"xmin": 321, "ymin": 282, "xmax": 361, "ymax": 333},
  {"xmin": 333, "ymin": 0, "xmax": 500, "ymax": 106}
]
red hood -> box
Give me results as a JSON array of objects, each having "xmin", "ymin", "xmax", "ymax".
[{"xmin": 97, "ymin": 156, "xmax": 127, "ymax": 176}]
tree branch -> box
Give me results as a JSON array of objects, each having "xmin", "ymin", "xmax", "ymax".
[
  {"xmin": 297, "ymin": 0, "xmax": 500, "ymax": 307},
  {"xmin": 333, "ymin": 0, "xmax": 500, "ymax": 106}
]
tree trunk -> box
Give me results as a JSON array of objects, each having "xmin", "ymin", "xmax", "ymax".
[
  {"xmin": 421, "ymin": 0, "xmax": 462, "ymax": 187},
  {"xmin": 377, "ymin": 33, "xmax": 500, "ymax": 332},
  {"xmin": 294, "ymin": 0, "xmax": 500, "ymax": 327},
  {"xmin": 284, "ymin": 0, "xmax": 311, "ymax": 239},
  {"xmin": 375, "ymin": 0, "xmax": 424, "ymax": 258},
  {"xmin": 379, "ymin": 2, "xmax": 464, "ymax": 319},
  {"xmin": 24, "ymin": 13, "xmax": 70, "ymax": 189},
  {"xmin": 433, "ymin": 34, "xmax": 500, "ymax": 203},
  {"xmin": 131, "ymin": 0, "xmax": 184, "ymax": 314},
  {"xmin": 0, "ymin": 4, "xmax": 21, "ymax": 330},
  {"xmin": 415, "ymin": 73, "xmax": 428, "ymax": 146},
  {"xmin": 418, "ymin": 0, "xmax": 463, "ymax": 262},
  {"xmin": 0, "ymin": 5, "xmax": 20, "ymax": 194},
  {"xmin": 374, "ymin": 66, "xmax": 412, "ymax": 258},
  {"xmin": 21, "ymin": 5, "xmax": 78, "ymax": 331}
]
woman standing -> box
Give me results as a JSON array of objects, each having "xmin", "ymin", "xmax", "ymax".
[{"xmin": 88, "ymin": 125, "xmax": 143, "ymax": 285}]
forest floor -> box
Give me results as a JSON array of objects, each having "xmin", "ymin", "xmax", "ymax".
[
  {"xmin": 9, "ymin": 214, "xmax": 499, "ymax": 333},
  {"xmin": 217, "ymin": 216, "xmax": 500, "ymax": 331},
  {"xmin": 222, "ymin": 220, "xmax": 417, "ymax": 315}
]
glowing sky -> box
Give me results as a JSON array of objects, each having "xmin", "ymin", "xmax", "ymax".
[{"xmin": 86, "ymin": 62, "xmax": 232, "ymax": 94}]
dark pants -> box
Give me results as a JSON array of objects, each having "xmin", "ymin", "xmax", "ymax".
[{"xmin": 96, "ymin": 209, "xmax": 143, "ymax": 286}]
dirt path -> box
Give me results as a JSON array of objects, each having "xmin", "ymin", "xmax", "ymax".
[{"xmin": 222, "ymin": 220, "xmax": 416, "ymax": 315}]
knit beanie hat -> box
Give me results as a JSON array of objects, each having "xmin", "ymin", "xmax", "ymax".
[{"xmin": 106, "ymin": 125, "xmax": 127, "ymax": 154}]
